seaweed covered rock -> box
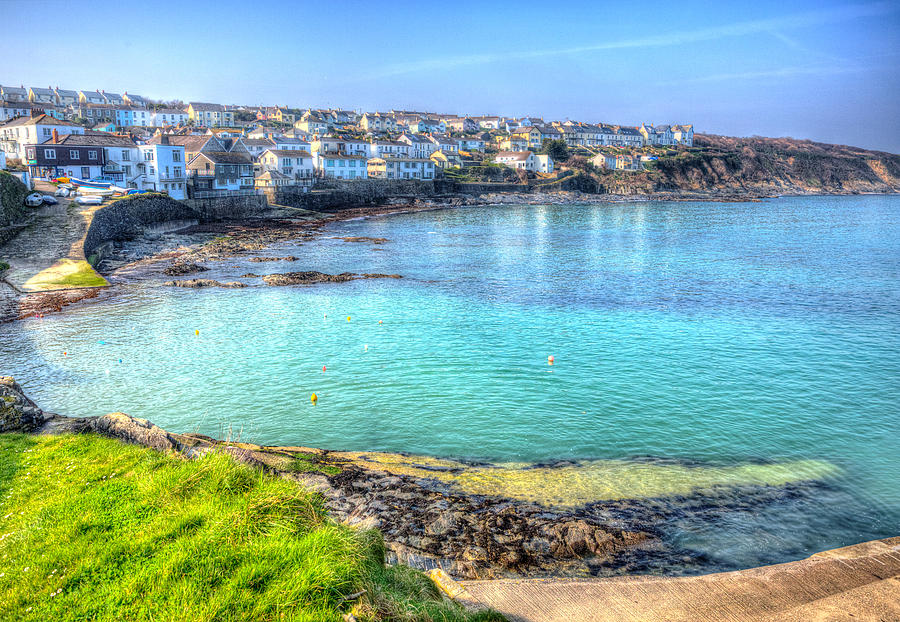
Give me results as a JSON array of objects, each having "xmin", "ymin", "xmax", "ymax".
[{"xmin": 263, "ymin": 271, "xmax": 401, "ymax": 286}]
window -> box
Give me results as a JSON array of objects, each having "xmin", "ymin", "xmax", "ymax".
[
  {"xmin": 81, "ymin": 167, "xmax": 90, "ymax": 178},
  {"xmin": 121, "ymin": 150, "xmax": 130, "ymax": 161},
  {"xmin": 172, "ymin": 151, "xmax": 181, "ymax": 162},
  {"xmin": 149, "ymin": 167, "xmax": 155, "ymax": 175},
  {"xmin": 173, "ymin": 167, "xmax": 181, "ymax": 178},
  {"xmin": 70, "ymin": 150, "xmax": 80, "ymax": 160},
  {"xmin": 45, "ymin": 148, "xmax": 56, "ymax": 159},
  {"xmin": 327, "ymin": 160, "xmax": 334, "ymax": 167},
  {"xmin": 124, "ymin": 165, "xmax": 131, "ymax": 175},
  {"xmin": 43, "ymin": 128, "xmax": 51, "ymax": 137},
  {"xmin": 144, "ymin": 150, "xmax": 154, "ymax": 161},
  {"xmin": 88, "ymin": 150, "xmax": 97, "ymax": 160}
]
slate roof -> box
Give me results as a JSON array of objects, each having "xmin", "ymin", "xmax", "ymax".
[
  {"xmin": 495, "ymin": 151, "xmax": 532, "ymax": 160},
  {"xmin": 56, "ymin": 133, "xmax": 135, "ymax": 147},
  {"xmin": 189, "ymin": 102, "xmax": 226, "ymax": 112},
  {"xmin": 261, "ymin": 149, "xmax": 312, "ymax": 158},
  {"xmin": 193, "ymin": 151, "xmax": 252, "ymax": 164}
]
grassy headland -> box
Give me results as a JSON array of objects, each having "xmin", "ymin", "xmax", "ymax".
[{"xmin": 0, "ymin": 433, "xmax": 502, "ymax": 622}]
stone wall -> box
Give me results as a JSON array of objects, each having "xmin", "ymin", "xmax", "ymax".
[
  {"xmin": 83, "ymin": 194, "xmax": 202, "ymax": 259},
  {"xmin": 183, "ymin": 194, "xmax": 270, "ymax": 219},
  {"xmin": 0, "ymin": 170, "xmax": 28, "ymax": 228},
  {"xmin": 271, "ymin": 179, "xmax": 440, "ymax": 212}
]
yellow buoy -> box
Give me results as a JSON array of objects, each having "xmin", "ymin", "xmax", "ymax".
[
  {"xmin": 195, "ymin": 329, "xmax": 199, "ymax": 336},
  {"xmin": 311, "ymin": 393, "xmax": 318, "ymax": 403},
  {"xmin": 347, "ymin": 316, "xmax": 351, "ymax": 321}
]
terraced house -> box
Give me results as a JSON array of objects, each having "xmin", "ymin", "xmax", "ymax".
[
  {"xmin": 313, "ymin": 152, "xmax": 369, "ymax": 179},
  {"xmin": 257, "ymin": 148, "xmax": 314, "ymax": 186},
  {"xmin": 187, "ymin": 151, "xmax": 253, "ymax": 192},
  {"xmin": 187, "ymin": 102, "xmax": 234, "ymax": 127}
]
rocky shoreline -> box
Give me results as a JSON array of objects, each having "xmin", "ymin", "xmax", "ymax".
[{"xmin": 0, "ymin": 376, "xmax": 845, "ymax": 580}]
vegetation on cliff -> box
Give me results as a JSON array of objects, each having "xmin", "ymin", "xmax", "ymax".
[
  {"xmin": 552, "ymin": 135, "xmax": 900, "ymax": 196},
  {"xmin": 0, "ymin": 170, "xmax": 28, "ymax": 228},
  {"xmin": 0, "ymin": 433, "xmax": 501, "ymax": 622}
]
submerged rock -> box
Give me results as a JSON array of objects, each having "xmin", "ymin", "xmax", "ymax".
[
  {"xmin": 164, "ymin": 279, "xmax": 247, "ymax": 288},
  {"xmin": 248, "ymin": 256, "xmax": 298, "ymax": 262},
  {"xmin": 338, "ymin": 236, "xmax": 389, "ymax": 244},
  {"xmin": 262, "ymin": 271, "xmax": 401, "ymax": 286}
]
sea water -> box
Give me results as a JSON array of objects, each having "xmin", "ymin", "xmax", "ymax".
[{"xmin": 2, "ymin": 195, "xmax": 898, "ymax": 571}]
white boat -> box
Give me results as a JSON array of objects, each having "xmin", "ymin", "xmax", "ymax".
[
  {"xmin": 75, "ymin": 195, "xmax": 103, "ymax": 205},
  {"xmin": 78, "ymin": 186, "xmax": 115, "ymax": 196},
  {"xmin": 24, "ymin": 192, "xmax": 44, "ymax": 207}
]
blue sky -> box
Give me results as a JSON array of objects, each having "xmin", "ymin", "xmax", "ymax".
[{"xmin": 1, "ymin": 0, "xmax": 898, "ymax": 151}]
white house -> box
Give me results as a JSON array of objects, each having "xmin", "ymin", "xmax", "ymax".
[
  {"xmin": 313, "ymin": 153, "xmax": 369, "ymax": 179},
  {"xmin": 671, "ymin": 124, "xmax": 694, "ymax": 146},
  {"xmin": 258, "ymin": 149, "xmax": 314, "ymax": 183},
  {"xmin": 370, "ymin": 140, "xmax": 412, "ymax": 158},
  {"xmin": 0, "ymin": 114, "xmax": 84, "ymax": 161},
  {"xmin": 368, "ymin": 156, "xmax": 435, "ymax": 180},
  {"xmin": 495, "ymin": 150, "xmax": 535, "ymax": 170},
  {"xmin": 137, "ymin": 141, "xmax": 188, "ymax": 199},
  {"xmin": 187, "ymin": 102, "xmax": 234, "ymax": 128},
  {"xmin": 398, "ymin": 133, "xmax": 439, "ymax": 158},
  {"xmin": 534, "ymin": 154, "xmax": 554, "ymax": 173},
  {"xmin": 122, "ymin": 92, "xmax": 146, "ymax": 107},
  {"xmin": 151, "ymin": 108, "xmax": 189, "ymax": 126},
  {"xmin": 271, "ymin": 136, "xmax": 312, "ymax": 152},
  {"xmin": 427, "ymin": 134, "xmax": 459, "ymax": 153}
]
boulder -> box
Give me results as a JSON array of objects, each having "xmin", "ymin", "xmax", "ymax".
[{"xmin": 0, "ymin": 377, "xmax": 46, "ymax": 432}]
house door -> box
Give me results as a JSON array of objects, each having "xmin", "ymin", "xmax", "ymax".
[{"xmin": 81, "ymin": 167, "xmax": 91, "ymax": 178}]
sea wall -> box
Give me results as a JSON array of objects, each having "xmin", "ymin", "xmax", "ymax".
[
  {"xmin": 83, "ymin": 195, "xmax": 202, "ymax": 260},
  {"xmin": 183, "ymin": 194, "xmax": 270, "ymax": 219},
  {"xmin": 0, "ymin": 171, "xmax": 29, "ymax": 245}
]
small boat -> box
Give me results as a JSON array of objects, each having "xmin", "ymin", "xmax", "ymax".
[
  {"xmin": 24, "ymin": 192, "xmax": 44, "ymax": 207},
  {"xmin": 55, "ymin": 187, "xmax": 70, "ymax": 197},
  {"xmin": 78, "ymin": 186, "xmax": 114, "ymax": 196},
  {"xmin": 75, "ymin": 195, "xmax": 103, "ymax": 205},
  {"xmin": 41, "ymin": 195, "xmax": 58, "ymax": 205},
  {"xmin": 69, "ymin": 177, "xmax": 113, "ymax": 190}
]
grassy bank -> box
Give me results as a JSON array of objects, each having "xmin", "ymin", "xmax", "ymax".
[{"xmin": 0, "ymin": 433, "xmax": 501, "ymax": 621}]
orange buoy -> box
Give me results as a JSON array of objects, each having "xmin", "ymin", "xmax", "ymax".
[
  {"xmin": 195, "ymin": 329, "xmax": 199, "ymax": 336},
  {"xmin": 322, "ymin": 365, "xmax": 326, "ymax": 372},
  {"xmin": 548, "ymin": 355, "xmax": 555, "ymax": 365},
  {"xmin": 311, "ymin": 393, "xmax": 318, "ymax": 404},
  {"xmin": 347, "ymin": 316, "xmax": 351, "ymax": 321}
]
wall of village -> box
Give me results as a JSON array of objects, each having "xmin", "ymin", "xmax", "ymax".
[
  {"xmin": 183, "ymin": 194, "xmax": 270, "ymax": 219},
  {"xmin": 83, "ymin": 194, "xmax": 202, "ymax": 260}
]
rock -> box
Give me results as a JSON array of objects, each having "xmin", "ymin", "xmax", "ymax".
[
  {"xmin": 262, "ymin": 271, "xmax": 401, "ymax": 286},
  {"xmin": 90, "ymin": 412, "xmax": 183, "ymax": 453},
  {"xmin": 338, "ymin": 237, "xmax": 388, "ymax": 244},
  {"xmin": 248, "ymin": 256, "xmax": 298, "ymax": 262},
  {"xmin": 0, "ymin": 377, "xmax": 47, "ymax": 432},
  {"xmin": 163, "ymin": 261, "xmax": 208, "ymax": 276},
  {"xmin": 164, "ymin": 279, "xmax": 247, "ymax": 288}
]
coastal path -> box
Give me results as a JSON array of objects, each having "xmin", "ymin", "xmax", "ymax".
[{"xmin": 431, "ymin": 537, "xmax": 900, "ymax": 621}]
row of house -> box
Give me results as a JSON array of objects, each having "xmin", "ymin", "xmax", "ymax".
[{"xmin": 0, "ymin": 85, "xmax": 147, "ymax": 108}]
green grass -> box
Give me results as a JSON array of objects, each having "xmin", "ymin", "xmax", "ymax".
[
  {"xmin": 285, "ymin": 453, "xmax": 343, "ymax": 476},
  {"xmin": 0, "ymin": 261, "xmax": 9, "ymax": 272},
  {"xmin": 0, "ymin": 434, "xmax": 503, "ymax": 622}
]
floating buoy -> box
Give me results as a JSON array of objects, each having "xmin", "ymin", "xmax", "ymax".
[
  {"xmin": 548, "ymin": 355, "xmax": 555, "ymax": 365},
  {"xmin": 347, "ymin": 316, "xmax": 351, "ymax": 321},
  {"xmin": 363, "ymin": 344, "xmax": 368, "ymax": 351},
  {"xmin": 322, "ymin": 365, "xmax": 326, "ymax": 372},
  {"xmin": 378, "ymin": 320, "xmax": 383, "ymax": 324},
  {"xmin": 98, "ymin": 340, "xmax": 106, "ymax": 345},
  {"xmin": 195, "ymin": 329, "xmax": 199, "ymax": 336},
  {"xmin": 119, "ymin": 359, "xmax": 123, "ymax": 363},
  {"xmin": 311, "ymin": 393, "xmax": 318, "ymax": 404},
  {"xmin": 63, "ymin": 351, "xmax": 67, "ymax": 356}
]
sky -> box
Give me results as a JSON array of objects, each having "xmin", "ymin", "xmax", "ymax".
[{"xmin": 1, "ymin": 0, "xmax": 898, "ymax": 152}]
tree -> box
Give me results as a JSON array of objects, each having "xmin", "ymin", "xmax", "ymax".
[{"xmin": 540, "ymin": 139, "xmax": 569, "ymax": 162}]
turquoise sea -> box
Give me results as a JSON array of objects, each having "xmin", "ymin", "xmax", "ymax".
[{"xmin": 2, "ymin": 195, "xmax": 898, "ymax": 572}]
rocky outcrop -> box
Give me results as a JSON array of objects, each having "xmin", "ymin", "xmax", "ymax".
[
  {"xmin": 164, "ymin": 279, "xmax": 247, "ymax": 288},
  {"xmin": 163, "ymin": 261, "xmax": 209, "ymax": 276},
  {"xmin": 90, "ymin": 413, "xmax": 185, "ymax": 453},
  {"xmin": 248, "ymin": 255, "xmax": 298, "ymax": 262},
  {"xmin": 0, "ymin": 376, "xmax": 47, "ymax": 432},
  {"xmin": 262, "ymin": 271, "xmax": 402, "ymax": 286}
]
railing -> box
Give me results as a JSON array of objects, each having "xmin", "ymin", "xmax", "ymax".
[{"xmin": 190, "ymin": 188, "xmax": 265, "ymax": 199}]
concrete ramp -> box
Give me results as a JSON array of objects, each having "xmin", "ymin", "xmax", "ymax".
[{"xmin": 435, "ymin": 537, "xmax": 900, "ymax": 621}]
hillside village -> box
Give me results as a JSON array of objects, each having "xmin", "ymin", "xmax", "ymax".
[{"xmin": 0, "ymin": 84, "xmax": 693, "ymax": 200}]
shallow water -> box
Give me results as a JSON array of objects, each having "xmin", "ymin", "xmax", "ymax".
[{"xmin": 2, "ymin": 195, "xmax": 898, "ymax": 571}]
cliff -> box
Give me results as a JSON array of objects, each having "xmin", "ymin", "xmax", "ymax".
[{"xmin": 553, "ymin": 135, "xmax": 900, "ymax": 197}]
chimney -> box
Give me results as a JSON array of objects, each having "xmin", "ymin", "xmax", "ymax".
[
  {"xmin": 160, "ymin": 135, "xmax": 170, "ymax": 145},
  {"xmin": 52, "ymin": 129, "xmax": 59, "ymax": 144}
]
